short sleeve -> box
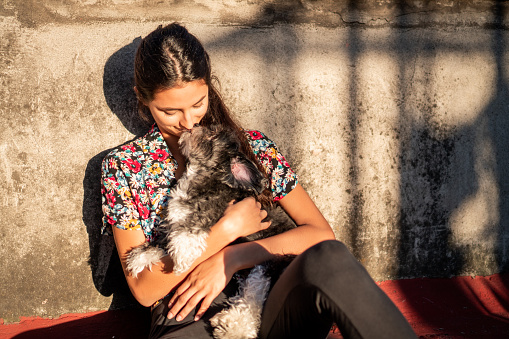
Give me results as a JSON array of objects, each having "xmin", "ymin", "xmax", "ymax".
[
  {"xmin": 246, "ymin": 130, "xmax": 298, "ymax": 201},
  {"xmin": 101, "ymin": 154, "xmax": 142, "ymax": 235}
]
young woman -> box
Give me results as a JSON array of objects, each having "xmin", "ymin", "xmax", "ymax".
[{"xmin": 101, "ymin": 23, "xmax": 416, "ymax": 339}]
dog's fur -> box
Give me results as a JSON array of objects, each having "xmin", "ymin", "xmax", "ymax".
[{"xmin": 126, "ymin": 125, "xmax": 296, "ymax": 339}]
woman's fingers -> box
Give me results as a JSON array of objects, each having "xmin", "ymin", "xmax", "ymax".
[
  {"xmin": 221, "ymin": 197, "xmax": 272, "ymax": 238},
  {"xmin": 166, "ymin": 252, "xmax": 230, "ymax": 321},
  {"xmin": 167, "ymin": 279, "xmax": 193, "ymax": 318},
  {"xmin": 176, "ymin": 290, "xmax": 207, "ymax": 321},
  {"xmin": 194, "ymin": 294, "xmax": 215, "ymax": 321},
  {"xmin": 261, "ymin": 220, "xmax": 271, "ymax": 230},
  {"xmin": 167, "ymin": 284, "xmax": 197, "ymax": 319},
  {"xmin": 167, "ymin": 281, "xmax": 222, "ymax": 321},
  {"xmin": 168, "ymin": 279, "xmax": 190, "ymax": 309}
]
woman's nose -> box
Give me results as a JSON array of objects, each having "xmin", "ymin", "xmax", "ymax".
[{"xmin": 180, "ymin": 112, "xmax": 195, "ymax": 130}]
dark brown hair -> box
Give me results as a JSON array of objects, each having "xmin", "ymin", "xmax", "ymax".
[{"xmin": 134, "ymin": 23, "xmax": 273, "ymax": 205}]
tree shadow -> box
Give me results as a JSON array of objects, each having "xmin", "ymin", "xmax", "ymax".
[
  {"xmin": 393, "ymin": 2, "xmax": 509, "ymax": 274},
  {"xmin": 485, "ymin": 0, "xmax": 509, "ymax": 296},
  {"xmin": 391, "ymin": 0, "xmax": 509, "ymax": 333}
]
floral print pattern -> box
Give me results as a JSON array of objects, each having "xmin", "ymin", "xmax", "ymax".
[{"xmin": 101, "ymin": 124, "xmax": 298, "ymax": 242}]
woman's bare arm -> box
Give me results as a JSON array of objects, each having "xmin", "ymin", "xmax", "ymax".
[
  {"xmin": 113, "ymin": 197, "xmax": 270, "ymax": 307},
  {"xmin": 224, "ymin": 183, "xmax": 335, "ymax": 272}
]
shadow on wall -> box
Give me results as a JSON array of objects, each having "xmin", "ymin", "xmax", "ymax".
[
  {"xmin": 490, "ymin": 0, "xmax": 509, "ymax": 277},
  {"xmin": 392, "ymin": 0, "xmax": 509, "ymax": 333},
  {"xmin": 334, "ymin": 0, "xmax": 509, "ymax": 281},
  {"xmin": 338, "ymin": 0, "xmax": 509, "ymax": 334},
  {"xmin": 394, "ymin": 26, "xmax": 466, "ymax": 278},
  {"xmin": 102, "ymin": 37, "xmax": 149, "ymax": 136},
  {"xmin": 340, "ymin": 0, "xmax": 468, "ymax": 277},
  {"xmin": 393, "ymin": 1, "xmax": 509, "ymax": 277},
  {"xmin": 83, "ymin": 38, "xmax": 151, "ymax": 311}
]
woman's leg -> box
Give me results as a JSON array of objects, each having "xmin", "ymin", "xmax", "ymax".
[{"xmin": 259, "ymin": 240, "xmax": 416, "ymax": 339}]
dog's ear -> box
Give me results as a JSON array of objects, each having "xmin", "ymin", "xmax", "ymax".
[{"xmin": 225, "ymin": 156, "xmax": 265, "ymax": 193}]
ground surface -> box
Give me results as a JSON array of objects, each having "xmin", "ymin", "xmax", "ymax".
[{"xmin": 2, "ymin": 273, "xmax": 508, "ymax": 339}]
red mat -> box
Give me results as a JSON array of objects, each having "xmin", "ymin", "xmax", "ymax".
[{"xmin": 2, "ymin": 274, "xmax": 509, "ymax": 339}]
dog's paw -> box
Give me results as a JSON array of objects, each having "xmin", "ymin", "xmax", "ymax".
[
  {"xmin": 126, "ymin": 261, "xmax": 145, "ymax": 279},
  {"xmin": 210, "ymin": 303, "xmax": 260, "ymax": 339},
  {"xmin": 126, "ymin": 245, "xmax": 165, "ymax": 278},
  {"xmin": 210, "ymin": 265, "xmax": 270, "ymax": 339},
  {"xmin": 169, "ymin": 229, "xmax": 209, "ymax": 275},
  {"xmin": 172, "ymin": 263, "xmax": 189, "ymax": 276}
]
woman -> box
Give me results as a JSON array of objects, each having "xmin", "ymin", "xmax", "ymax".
[{"xmin": 101, "ymin": 23, "xmax": 416, "ymax": 339}]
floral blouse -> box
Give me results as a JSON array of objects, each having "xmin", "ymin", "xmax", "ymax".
[{"xmin": 101, "ymin": 124, "xmax": 298, "ymax": 243}]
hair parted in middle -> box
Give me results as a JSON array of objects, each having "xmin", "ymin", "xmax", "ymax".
[{"xmin": 134, "ymin": 22, "xmax": 273, "ymax": 205}]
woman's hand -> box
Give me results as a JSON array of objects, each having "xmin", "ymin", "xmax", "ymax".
[
  {"xmin": 167, "ymin": 249, "xmax": 235, "ymax": 322},
  {"xmin": 220, "ymin": 197, "xmax": 271, "ymax": 240}
]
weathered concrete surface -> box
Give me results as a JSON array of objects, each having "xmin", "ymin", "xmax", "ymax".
[
  {"xmin": 1, "ymin": 0, "xmax": 509, "ymax": 323},
  {"xmin": 3, "ymin": 0, "xmax": 509, "ymax": 28}
]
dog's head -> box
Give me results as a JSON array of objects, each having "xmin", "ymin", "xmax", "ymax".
[
  {"xmin": 179, "ymin": 125, "xmax": 266, "ymax": 194},
  {"xmin": 178, "ymin": 125, "xmax": 219, "ymax": 165}
]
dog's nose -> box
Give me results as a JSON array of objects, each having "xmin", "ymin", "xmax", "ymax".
[{"xmin": 189, "ymin": 124, "xmax": 200, "ymax": 134}]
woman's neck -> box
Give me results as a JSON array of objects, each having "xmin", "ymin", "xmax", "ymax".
[{"xmin": 163, "ymin": 134, "xmax": 186, "ymax": 180}]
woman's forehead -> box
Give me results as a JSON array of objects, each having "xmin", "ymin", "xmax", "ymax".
[{"xmin": 152, "ymin": 80, "xmax": 208, "ymax": 108}]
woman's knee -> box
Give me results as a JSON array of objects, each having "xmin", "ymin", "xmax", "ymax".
[
  {"xmin": 301, "ymin": 240, "xmax": 351, "ymax": 265},
  {"xmin": 296, "ymin": 240, "xmax": 359, "ymax": 281}
]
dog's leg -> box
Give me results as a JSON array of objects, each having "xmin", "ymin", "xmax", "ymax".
[
  {"xmin": 126, "ymin": 242, "xmax": 166, "ymax": 278},
  {"xmin": 210, "ymin": 265, "xmax": 271, "ymax": 339},
  {"xmin": 168, "ymin": 226, "xmax": 209, "ymax": 275},
  {"xmin": 165, "ymin": 179, "xmax": 211, "ymax": 275}
]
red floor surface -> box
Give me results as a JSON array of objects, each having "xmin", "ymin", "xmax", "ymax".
[{"xmin": 2, "ymin": 273, "xmax": 509, "ymax": 339}]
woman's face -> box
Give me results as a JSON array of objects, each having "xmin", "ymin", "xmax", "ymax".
[{"xmin": 145, "ymin": 79, "xmax": 209, "ymax": 145}]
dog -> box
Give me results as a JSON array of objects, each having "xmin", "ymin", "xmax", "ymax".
[{"xmin": 126, "ymin": 124, "xmax": 296, "ymax": 339}]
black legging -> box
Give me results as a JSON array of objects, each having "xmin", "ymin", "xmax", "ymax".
[{"xmin": 149, "ymin": 240, "xmax": 416, "ymax": 339}]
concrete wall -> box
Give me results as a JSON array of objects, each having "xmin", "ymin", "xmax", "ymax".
[{"xmin": 1, "ymin": 0, "xmax": 508, "ymax": 322}]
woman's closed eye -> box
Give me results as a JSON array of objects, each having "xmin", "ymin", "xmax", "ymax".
[
  {"xmin": 163, "ymin": 110, "xmax": 178, "ymax": 116},
  {"xmin": 193, "ymin": 101, "xmax": 205, "ymax": 109}
]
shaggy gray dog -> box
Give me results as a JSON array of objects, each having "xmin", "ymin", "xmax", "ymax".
[{"xmin": 126, "ymin": 125, "xmax": 296, "ymax": 339}]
